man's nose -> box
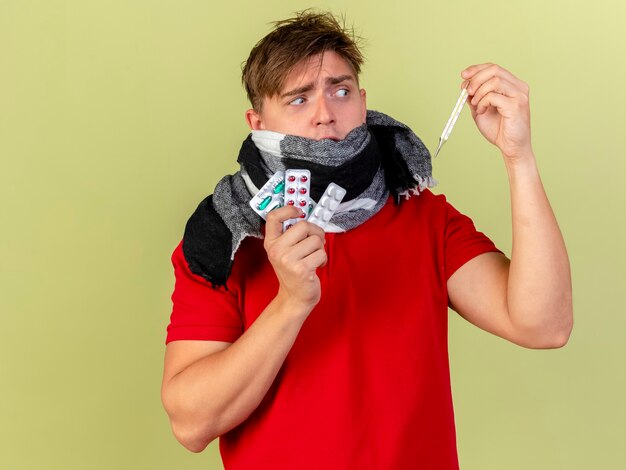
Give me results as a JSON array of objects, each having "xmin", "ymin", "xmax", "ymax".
[{"xmin": 314, "ymin": 96, "xmax": 335, "ymax": 126}]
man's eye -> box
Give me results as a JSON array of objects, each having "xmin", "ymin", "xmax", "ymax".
[
  {"xmin": 336, "ymin": 88, "xmax": 349, "ymax": 97},
  {"xmin": 290, "ymin": 97, "xmax": 305, "ymax": 105}
]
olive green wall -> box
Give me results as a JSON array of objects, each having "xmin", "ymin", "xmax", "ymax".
[{"xmin": 1, "ymin": 1, "xmax": 624, "ymax": 468}]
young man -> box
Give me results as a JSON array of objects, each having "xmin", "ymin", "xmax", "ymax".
[{"xmin": 161, "ymin": 11, "xmax": 572, "ymax": 469}]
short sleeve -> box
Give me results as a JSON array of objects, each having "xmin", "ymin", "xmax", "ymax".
[
  {"xmin": 165, "ymin": 241, "xmax": 244, "ymax": 344},
  {"xmin": 444, "ymin": 200, "xmax": 503, "ymax": 281}
]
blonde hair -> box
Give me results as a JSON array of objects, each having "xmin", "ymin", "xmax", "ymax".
[{"xmin": 241, "ymin": 9, "xmax": 364, "ymax": 111}]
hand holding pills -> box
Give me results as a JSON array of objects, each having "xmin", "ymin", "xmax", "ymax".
[
  {"xmin": 252, "ymin": 169, "xmax": 346, "ymax": 312},
  {"xmin": 264, "ymin": 205, "xmax": 327, "ymax": 312}
]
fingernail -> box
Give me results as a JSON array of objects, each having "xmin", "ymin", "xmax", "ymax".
[{"xmin": 462, "ymin": 70, "xmax": 469, "ymax": 78}]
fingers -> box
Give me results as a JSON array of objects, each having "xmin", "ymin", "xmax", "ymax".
[
  {"xmin": 468, "ymin": 75, "xmax": 521, "ymax": 107},
  {"xmin": 461, "ymin": 63, "xmax": 492, "ymax": 77},
  {"xmin": 264, "ymin": 207, "xmax": 327, "ymax": 270},
  {"xmin": 284, "ymin": 217, "xmax": 326, "ymax": 244},
  {"xmin": 462, "ymin": 63, "xmax": 528, "ymax": 92},
  {"xmin": 263, "ymin": 209, "xmax": 327, "ymax": 308},
  {"xmin": 460, "ymin": 63, "xmax": 530, "ymax": 116},
  {"xmin": 462, "ymin": 64, "xmax": 528, "ymax": 100},
  {"xmin": 264, "ymin": 205, "xmax": 304, "ymax": 242},
  {"xmin": 297, "ymin": 237, "xmax": 328, "ymax": 271},
  {"xmin": 278, "ymin": 227, "xmax": 326, "ymax": 266},
  {"xmin": 470, "ymin": 90, "xmax": 510, "ymax": 116}
]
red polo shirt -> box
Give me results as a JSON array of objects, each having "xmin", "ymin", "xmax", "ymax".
[{"xmin": 166, "ymin": 189, "xmax": 502, "ymax": 469}]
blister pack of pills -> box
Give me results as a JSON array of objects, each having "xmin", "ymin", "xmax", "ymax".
[
  {"xmin": 282, "ymin": 169, "xmax": 311, "ymax": 231},
  {"xmin": 249, "ymin": 169, "xmax": 345, "ymax": 232},
  {"xmin": 249, "ymin": 171, "xmax": 285, "ymax": 219},
  {"xmin": 307, "ymin": 183, "xmax": 346, "ymax": 230}
]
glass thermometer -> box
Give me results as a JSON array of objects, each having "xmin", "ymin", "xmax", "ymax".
[{"xmin": 434, "ymin": 85, "xmax": 469, "ymax": 158}]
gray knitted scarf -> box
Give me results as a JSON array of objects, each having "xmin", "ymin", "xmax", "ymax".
[{"xmin": 182, "ymin": 110, "xmax": 436, "ymax": 288}]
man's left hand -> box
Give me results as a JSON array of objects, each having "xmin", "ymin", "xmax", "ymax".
[{"xmin": 462, "ymin": 63, "xmax": 532, "ymax": 162}]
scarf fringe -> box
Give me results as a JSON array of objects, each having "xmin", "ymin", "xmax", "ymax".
[{"xmin": 398, "ymin": 175, "xmax": 438, "ymax": 200}]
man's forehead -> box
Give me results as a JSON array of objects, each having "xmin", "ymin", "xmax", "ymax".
[
  {"xmin": 280, "ymin": 51, "xmax": 357, "ymax": 91},
  {"xmin": 279, "ymin": 74, "xmax": 355, "ymax": 99}
]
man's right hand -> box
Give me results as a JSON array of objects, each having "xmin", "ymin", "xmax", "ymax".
[{"xmin": 264, "ymin": 205, "xmax": 327, "ymax": 313}]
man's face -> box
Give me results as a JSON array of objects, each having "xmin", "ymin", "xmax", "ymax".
[{"xmin": 246, "ymin": 50, "xmax": 367, "ymax": 141}]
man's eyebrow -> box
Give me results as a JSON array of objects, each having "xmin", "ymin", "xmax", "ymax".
[
  {"xmin": 279, "ymin": 75, "xmax": 355, "ymax": 98},
  {"xmin": 280, "ymin": 83, "xmax": 315, "ymax": 99},
  {"xmin": 326, "ymin": 74, "xmax": 354, "ymax": 85}
]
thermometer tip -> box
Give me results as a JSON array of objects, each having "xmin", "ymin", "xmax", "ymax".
[{"xmin": 434, "ymin": 140, "xmax": 443, "ymax": 158}]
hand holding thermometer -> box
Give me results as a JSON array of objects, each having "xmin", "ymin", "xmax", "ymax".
[{"xmin": 434, "ymin": 84, "xmax": 469, "ymax": 158}]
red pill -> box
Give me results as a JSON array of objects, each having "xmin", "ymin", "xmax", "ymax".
[
  {"xmin": 287, "ymin": 199, "xmax": 295, "ymax": 205},
  {"xmin": 288, "ymin": 175, "xmax": 296, "ymax": 182},
  {"xmin": 300, "ymin": 175, "xmax": 308, "ymax": 182},
  {"xmin": 299, "ymin": 188, "xmax": 307, "ymax": 194},
  {"xmin": 299, "ymin": 200, "xmax": 307, "ymax": 207},
  {"xmin": 287, "ymin": 187, "xmax": 295, "ymax": 194}
]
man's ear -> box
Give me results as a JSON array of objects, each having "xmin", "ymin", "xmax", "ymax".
[
  {"xmin": 360, "ymin": 89, "xmax": 367, "ymax": 122},
  {"xmin": 245, "ymin": 108, "xmax": 264, "ymax": 131}
]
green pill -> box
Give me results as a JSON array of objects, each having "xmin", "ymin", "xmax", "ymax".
[
  {"xmin": 258, "ymin": 195, "xmax": 272, "ymax": 210},
  {"xmin": 273, "ymin": 181, "xmax": 285, "ymax": 194}
]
